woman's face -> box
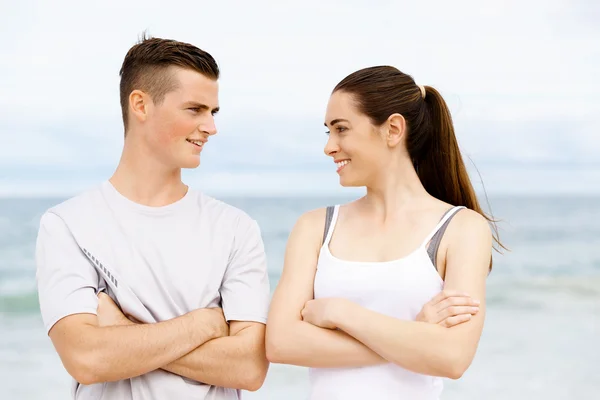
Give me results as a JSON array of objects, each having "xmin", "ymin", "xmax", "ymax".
[{"xmin": 324, "ymin": 91, "xmax": 394, "ymax": 187}]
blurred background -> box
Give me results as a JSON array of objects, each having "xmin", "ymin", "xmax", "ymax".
[{"xmin": 1, "ymin": 0, "xmax": 598, "ymax": 399}]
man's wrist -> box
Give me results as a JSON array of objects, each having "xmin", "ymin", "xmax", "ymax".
[
  {"xmin": 190, "ymin": 309, "xmax": 224, "ymax": 342},
  {"xmin": 121, "ymin": 318, "xmax": 137, "ymax": 327}
]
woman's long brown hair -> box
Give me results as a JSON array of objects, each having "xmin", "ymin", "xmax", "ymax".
[{"xmin": 334, "ymin": 66, "xmax": 505, "ymax": 267}]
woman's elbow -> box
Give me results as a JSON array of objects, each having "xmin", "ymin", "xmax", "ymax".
[
  {"xmin": 443, "ymin": 353, "xmax": 474, "ymax": 380},
  {"xmin": 265, "ymin": 336, "xmax": 284, "ymax": 363},
  {"xmin": 445, "ymin": 365, "xmax": 466, "ymax": 380},
  {"xmin": 265, "ymin": 328, "xmax": 292, "ymax": 364}
]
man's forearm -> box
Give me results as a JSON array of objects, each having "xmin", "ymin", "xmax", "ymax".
[
  {"xmin": 162, "ymin": 324, "xmax": 268, "ymax": 391},
  {"xmin": 76, "ymin": 311, "xmax": 217, "ymax": 384},
  {"xmin": 267, "ymin": 320, "xmax": 386, "ymax": 368}
]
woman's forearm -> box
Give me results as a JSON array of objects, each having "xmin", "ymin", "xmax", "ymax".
[
  {"xmin": 334, "ymin": 302, "xmax": 475, "ymax": 379},
  {"xmin": 266, "ymin": 320, "xmax": 386, "ymax": 368}
]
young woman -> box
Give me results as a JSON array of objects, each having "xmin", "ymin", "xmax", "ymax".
[{"xmin": 266, "ymin": 66, "xmax": 501, "ymax": 399}]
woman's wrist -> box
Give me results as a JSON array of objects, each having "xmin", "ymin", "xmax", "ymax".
[{"xmin": 330, "ymin": 298, "xmax": 356, "ymax": 329}]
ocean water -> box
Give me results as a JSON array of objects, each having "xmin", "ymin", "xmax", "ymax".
[{"xmin": 0, "ymin": 195, "xmax": 599, "ymax": 399}]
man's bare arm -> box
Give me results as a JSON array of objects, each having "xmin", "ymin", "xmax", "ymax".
[
  {"xmin": 49, "ymin": 307, "xmax": 224, "ymax": 385},
  {"xmin": 161, "ymin": 320, "xmax": 268, "ymax": 391}
]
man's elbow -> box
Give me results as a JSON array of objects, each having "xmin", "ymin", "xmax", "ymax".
[
  {"xmin": 74, "ymin": 371, "xmax": 103, "ymax": 386},
  {"xmin": 62, "ymin": 350, "xmax": 105, "ymax": 385},
  {"xmin": 239, "ymin": 357, "xmax": 269, "ymax": 391},
  {"xmin": 240, "ymin": 370, "xmax": 267, "ymax": 392}
]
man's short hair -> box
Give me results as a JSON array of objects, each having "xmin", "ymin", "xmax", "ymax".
[{"xmin": 119, "ymin": 33, "xmax": 220, "ymax": 132}]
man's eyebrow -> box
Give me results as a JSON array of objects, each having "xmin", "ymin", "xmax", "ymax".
[
  {"xmin": 184, "ymin": 101, "xmax": 220, "ymax": 114},
  {"xmin": 324, "ymin": 118, "xmax": 349, "ymax": 127}
]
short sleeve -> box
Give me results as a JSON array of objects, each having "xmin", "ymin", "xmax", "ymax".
[
  {"xmin": 35, "ymin": 212, "xmax": 100, "ymax": 334},
  {"xmin": 220, "ymin": 217, "xmax": 270, "ymax": 324}
]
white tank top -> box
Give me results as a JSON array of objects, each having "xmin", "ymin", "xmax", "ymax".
[{"xmin": 309, "ymin": 205, "xmax": 465, "ymax": 400}]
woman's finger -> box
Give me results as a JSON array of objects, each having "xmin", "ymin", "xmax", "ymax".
[
  {"xmin": 429, "ymin": 290, "xmax": 472, "ymax": 307},
  {"xmin": 435, "ymin": 296, "xmax": 480, "ymax": 313},
  {"xmin": 440, "ymin": 305, "xmax": 479, "ymax": 320},
  {"xmin": 442, "ymin": 313, "xmax": 472, "ymax": 328}
]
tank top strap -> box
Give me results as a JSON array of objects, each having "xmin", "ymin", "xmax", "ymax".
[
  {"xmin": 420, "ymin": 206, "xmax": 466, "ymax": 248},
  {"xmin": 322, "ymin": 205, "xmax": 340, "ymax": 246}
]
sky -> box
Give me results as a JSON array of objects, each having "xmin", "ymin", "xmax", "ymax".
[{"xmin": 1, "ymin": 0, "xmax": 599, "ymax": 197}]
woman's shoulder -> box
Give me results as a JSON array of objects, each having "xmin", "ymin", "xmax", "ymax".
[
  {"xmin": 295, "ymin": 198, "xmax": 360, "ymax": 225},
  {"xmin": 445, "ymin": 207, "xmax": 493, "ymax": 247},
  {"xmin": 452, "ymin": 207, "xmax": 490, "ymax": 228},
  {"xmin": 284, "ymin": 207, "xmax": 333, "ymax": 252},
  {"xmin": 297, "ymin": 207, "xmax": 327, "ymax": 224},
  {"xmin": 293, "ymin": 201, "xmax": 353, "ymax": 239},
  {"xmin": 428, "ymin": 197, "xmax": 488, "ymax": 228}
]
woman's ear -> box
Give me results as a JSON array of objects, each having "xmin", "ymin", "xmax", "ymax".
[{"xmin": 385, "ymin": 113, "xmax": 406, "ymax": 148}]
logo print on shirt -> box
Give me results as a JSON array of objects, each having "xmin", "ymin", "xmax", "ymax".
[{"xmin": 82, "ymin": 248, "xmax": 119, "ymax": 288}]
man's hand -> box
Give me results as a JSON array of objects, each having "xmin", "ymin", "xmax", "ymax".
[
  {"xmin": 97, "ymin": 292, "xmax": 133, "ymax": 327},
  {"xmin": 416, "ymin": 290, "xmax": 480, "ymax": 328},
  {"xmin": 199, "ymin": 307, "xmax": 229, "ymax": 338},
  {"xmin": 97, "ymin": 292, "xmax": 229, "ymax": 340}
]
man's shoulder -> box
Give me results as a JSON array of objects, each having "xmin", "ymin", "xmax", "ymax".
[
  {"xmin": 195, "ymin": 191, "xmax": 256, "ymax": 229},
  {"xmin": 45, "ymin": 184, "xmax": 104, "ymax": 219},
  {"xmin": 36, "ymin": 184, "xmax": 106, "ymax": 240}
]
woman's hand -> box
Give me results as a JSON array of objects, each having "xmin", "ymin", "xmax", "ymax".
[
  {"xmin": 301, "ymin": 298, "xmax": 350, "ymax": 329},
  {"xmin": 302, "ymin": 290, "xmax": 480, "ymax": 331},
  {"xmin": 416, "ymin": 290, "xmax": 480, "ymax": 327}
]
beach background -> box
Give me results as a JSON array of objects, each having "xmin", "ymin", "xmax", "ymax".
[
  {"xmin": 1, "ymin": 195, "xmax": 599, "ymax": 399},
  {"xmin": 1, "ymin": 0, "xmax": 599, "ymax": 399}
]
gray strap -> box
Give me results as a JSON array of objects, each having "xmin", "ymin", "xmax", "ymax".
[
  {"xmin": 322, "ymin": 206, "xmax": 335, "ymax": 245},
  {"xmin": 427, "ymin": 208, "xmax": 462, "ymax": 270}
]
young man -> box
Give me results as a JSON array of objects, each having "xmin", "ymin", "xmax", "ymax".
[{"xmin": 35, "ymin": 36, "xmax": 270, "ymax": 399}]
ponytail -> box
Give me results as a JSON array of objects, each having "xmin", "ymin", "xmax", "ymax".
[
  {"xmin": 332, "ymin": 66, "xmax": 506, "ymax": 264},
  {"xmin": 418, "ymin": 86, "xmax": 505, "ymax": 259}
]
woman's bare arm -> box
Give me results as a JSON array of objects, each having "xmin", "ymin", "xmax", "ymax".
[{"xmin": 265, "ymin": 208, "xmax": 386, "ymax": 368}]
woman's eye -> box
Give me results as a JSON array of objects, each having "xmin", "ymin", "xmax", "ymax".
[{"xmin": 325, "ymin": 126, "xmax": 347, "ymax": 135}]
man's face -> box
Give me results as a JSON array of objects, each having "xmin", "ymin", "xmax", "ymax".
[{"xmin": 144, "ymin": 67, "xmax": 219, "ymax": 169}]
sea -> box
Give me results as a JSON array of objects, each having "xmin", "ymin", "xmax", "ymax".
[{"xmin": 0, "ymin": 195, "xmax": 598, "ymax": 399}]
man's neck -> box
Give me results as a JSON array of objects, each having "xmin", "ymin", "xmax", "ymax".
[{"xmin": 109, "ymin": 143, "xmax": 188, "ymax": 208}]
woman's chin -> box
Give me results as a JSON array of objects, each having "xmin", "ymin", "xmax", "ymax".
[
  {"xmin": 339, "ymin": 176, "xmax": 362, "ymax": 188},
  {"xmin": 179, "ymin": 155, "xmax": 201, "ymax": 169}
]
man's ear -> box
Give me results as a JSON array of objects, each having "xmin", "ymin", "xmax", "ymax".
[{"xmin": 129, "ymin": 90, "xmax": 151, "ymax": 124}]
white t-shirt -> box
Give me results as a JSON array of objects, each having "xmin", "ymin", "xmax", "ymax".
[{"xmin": 35, "ymin": 181, "xmax": 270, "ymax": 399}]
